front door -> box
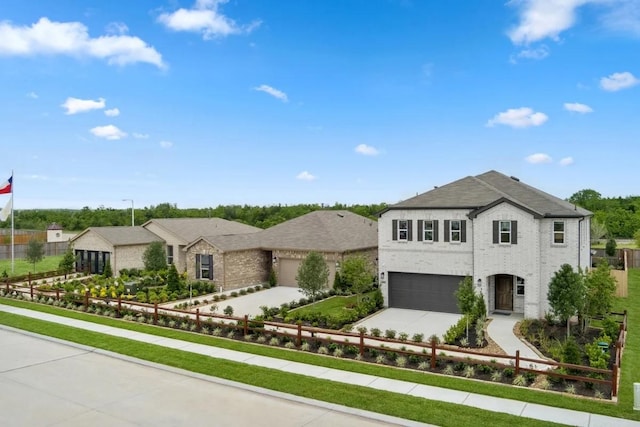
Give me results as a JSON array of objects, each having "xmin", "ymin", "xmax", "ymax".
[{"xmin": 495, "ymin": 275, "xmax": 513, "ymax": 311}]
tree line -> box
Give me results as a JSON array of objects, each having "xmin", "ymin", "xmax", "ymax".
[
  {"xmin": 0, "ymin": 202, "xmax": 388, "ymax": 232},
  {"xmin": 568, "ymin": 190, "xmax": 640, "ymax": 239}
]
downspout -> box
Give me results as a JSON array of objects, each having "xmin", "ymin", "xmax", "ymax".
[{"xmin": 578, "ymin": 216, "xmax": 584, "ymax": 270}]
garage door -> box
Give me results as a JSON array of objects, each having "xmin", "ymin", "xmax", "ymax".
[
  {"xmin": 278, "ymin": 259, "xmax": 302, "ymax": 287},
  {"xmin": 388, "ymin": 272, "xmax": 463, "ymax": 313}
]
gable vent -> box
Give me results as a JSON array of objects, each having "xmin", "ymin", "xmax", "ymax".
[{"xmin": 510, "ymin": 176, "xmax": 520, "ymax": 182}]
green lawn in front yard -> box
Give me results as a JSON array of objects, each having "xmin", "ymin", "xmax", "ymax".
[
  {"xmin": 290, "ymin": 291, "xmax": 376, "ymax": 316},
  {"xmin": 0, "ymin": 255, "xmax": 63, "ymax": 277}
]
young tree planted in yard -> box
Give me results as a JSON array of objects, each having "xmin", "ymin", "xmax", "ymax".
[
  {"xmin": 296, "ymin": 251, "xmax": 329, "ymax": 300},
  {"xmin": 584, "ymin": 259, "xmax": 617, "ymax": 329},
  {"xmin": 339, "ymin": 255, "xmax": 373, "ymax": 300},
  {"xmin": 166, "ymin": 263, "xmax": 183, "ymax": 293},
  {"xmin": 143, "ymin": 241, "xmax": 167, "ymax": 272},
  {"xmin": 58, "ymin": 245, "xmax": 76, "ymax": 279},
  {"xmin": 455, "ymin": 276, "xmax": 477, "ymax": 340},
  {"xmin": 103, "ymin": 260, "xmax": 113, "ymax": 278},
  {"xmin": 25, "ymin": 238, "xmax": 45, "ymax": 272},
  {"xmin": 605, "ymin": 238, "xmax": 617, "ymax": 257},
  {"xmin": 547, "ymin": 264, "xmax": 586, "ymax": 339}
]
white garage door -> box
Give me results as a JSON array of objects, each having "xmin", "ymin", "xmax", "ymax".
[{"xmin": 278, "ymin": 259, "xmax": 301, "ymax": 287}]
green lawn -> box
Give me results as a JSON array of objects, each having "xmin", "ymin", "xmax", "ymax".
[
  {"xmin": 290, "ymin": 291, "xmax": 376, "ymax": 316},
  {"xmin": 0, "ymin": 255, "xmax": 63, "ymax": 277}
]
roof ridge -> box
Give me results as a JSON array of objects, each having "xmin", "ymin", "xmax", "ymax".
[{"xmin": 474, "ymin": 173, "xmax": 543, "ymax": 215}]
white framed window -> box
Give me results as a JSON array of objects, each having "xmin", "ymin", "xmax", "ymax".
[
  {"xmin": 424, "ymin": 220, "xmax": 434, "ymax": 242},
  {"xmin": 553, "ymin": 221, "xmax": 565, "ymax": 244},
  {"xmin": 200, "ymin": 255, "xmax": 211, "ymax": 279},
  {"xmin": 516, "ymin": 277, "xmax": 525, "ymax": 296},
  {"xmin": 500, "ymin": 221, "xmax": 511, "ymax": 244},
  {"xmin": 398, "ymin": 220, "xmax": 409, "ymax": 241},
  {"xmin": 450, "ymin": 220, "xmax": 461, "ymax": 242},
  {"xmin": 167, "ymin": 245, "xmax": 174, "ymax": 265}
]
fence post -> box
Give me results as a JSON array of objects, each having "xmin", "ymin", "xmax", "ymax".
[
  {"xmin": 117, "ymin": 295, "xmax": 122, "ymax": 317},
  {"xmin": 196, "ymin": 309, "xmax": 201, "ymax": 329},
  {"xmin": 245, "ymin": 315, "xmax": 249, "ymax": 337},
  {"xmin": 515, "ymin": 350, "xmax": 520, "ymax": 376},
  {"xmin": 55, "ymin": 288, "xmax": 60, "ymax": 300},
  {"xmin": 431, "ymin": 339, "xmax": 437, "ymax": 369},
  {"xmin": 612, "ymin": 364, "xmax": 618, "ymax": 397},
  {"xmin": 28, "ymin": 272, "xmax": 31, "ymax": 288},
  {"xmin": 30, "ymin": 281, "xmax": 33, "ymax": 299},
  {"xmin": 154, "ymin": 303, "xmax": 158, "ymax": 325},
  {"xmin": 84, "ymin": 290, "xmax": 89, "ymax": 311},
  {"xmin": 617, "ymin": 341, "xmax": 622, "ymax": 368},
  {"xmin": 359, "ymin": 331, "xmax": 365, "ymax": 357}
]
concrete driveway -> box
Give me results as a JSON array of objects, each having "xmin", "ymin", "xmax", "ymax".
[
  {"xmin": 354, "ymin": 308, "xmax": 462, "ymax": 340},
  {"xmin": 211, "ymin": 286, "xmax": 304, "ymax": 318}
]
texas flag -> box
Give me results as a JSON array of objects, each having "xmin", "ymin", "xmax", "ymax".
[{"xmin": 0, "ymin": 176, "xmax": 12, "ymax": 194}]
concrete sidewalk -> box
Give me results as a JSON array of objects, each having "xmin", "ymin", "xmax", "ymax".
[{"xmin": 1, "ymin": 303, "xmax": 638, "ymax": 427}]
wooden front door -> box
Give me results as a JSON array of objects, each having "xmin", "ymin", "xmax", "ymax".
[{"xmin": 495, "ymin": 275, "xmax": 513, "ymax": 311}]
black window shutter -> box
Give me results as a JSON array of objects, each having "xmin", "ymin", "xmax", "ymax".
[
  {"xmin": 407, "ymin": 220, "xmax": 413, "ymax": 241},
  {"xmin": 208, "ymin": 255, "xmax": 214, "ymax": 279},
  {"xmin": 461, "ymin": 220, "xmax": 467, "ymax": 243},
  {"xmin": 434, "ymin": 220, "xmax": 439, "ymax": 242},
  {"xmin": 511, "ymin": 221, "xmax": 518, "ymax": 244},
  {"xmin": 493, "ymin": 221, "xmax": 499, "ymax": 244},
  {"xmin": 195, "ymin": 254, "xmax": 201, "ymax": 279},
  {"xmin": 444, "ymin": 220, "xmax": 450, "ymax": 242},
  {"xmin": 417, "ymin": 220, "xmax": 423, "ymax": 241},
  {"xmin": 392, "ymin": 220, "xmax": 398, "ymax": 241}
]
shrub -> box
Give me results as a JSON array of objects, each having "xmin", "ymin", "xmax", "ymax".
[
  {"xmin": 247, "ymin": 287, "xmax": 255, "ymax": 294},
  {"xmin": 605, "ymin": 238, "xmax": 617, "ymax": 257},
  {"xmin": 269, "ymin": 337, "xmax": 280, "ymax": 346},
  {"xmin": 375, "ymin": 355, "xmax": 386, "ymax": 364},
  {"xmin": 356, "ymin": 326, "xmax": 368, "ymax": 334},
  {"xmin": 601, "ymin": 316, "xmax": 620, "ymax": 339},
  {"xmin": 230, "ymin": 291, "xmax": 238, "ymax": 298},
  {"xmin": 284, "ymin": 341, "xmax": 296, "ymax": 349},
  {"xmin": 398, "ymin": 332, "xmax": 409, "ymax": 341},
  {"xmin": 503, "ymin": 367, "xmax": 515, "ymax": 378},
  {"xmin": 512, "ymin": 375, "xmax": 528, "ymax": 386},
  {"xmin": 412, "ymin": 333, "xmax": 424, "ymax": 343},
  {"xmin": 491, "ymin": 371, "xmax": 502, "ymax": 382},
  {"xmin": 417, "ymin": 361, "xmax": 429, "ymax": 371},
  {"xmin": 239, "ymin": 289, "xmax": 247, "ymax": 296},
  {"xmin": 396, "ymin": 356, "xmax": 408, "ymax": 368},
  {"xmin": 442, "ymin": 365, "xmax": 455, "ymax": 376},
  {"xmin": 562, "ymin": 337, "xmax": 582, "ymax": 367},
  {"xmin": 223, "ymin": 305, "xmax": 234, "ymax": 316},
  {"xmin": 317, "ymin": 346, "xmax": 329, "ymax": 355},
  {"xmin": 370, "ymin": 327, "xmax": 382, "ymax": 337},
  {"xmin": 384, "ymin": 329, "xmax": 397, "ymax": 339},
  {"xmin": 333, "ymin": 348, "xmax": 344, "ymax": 358},
  {"xmin": 463, "ymin": 366, "xmax": 475, "ymax": 378}
]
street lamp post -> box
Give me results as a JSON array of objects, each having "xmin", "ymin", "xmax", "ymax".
[{"xmin": 122, "ymin": 199, "xmax": 134, "ymax": 227}]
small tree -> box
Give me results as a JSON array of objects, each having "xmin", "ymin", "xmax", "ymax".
[
  {"xmin": 590, "ymin": 219, "xmax": 608, "ymax": 245},
  {"xmin": 333, "ymin": 270, "xmax": 344, "ymax": 291},
  {"xmin": 166, "ymin": 263, "xmax": 183, "ymax": 293},
  {"xmin": 454, "ymin": 276, "xmax": 477, "ymax": 339},
  {"xmin": 103, "ymin": 260, "xmax": 113, "ymax": 278},
  {"xmin": 296, "ymin": 251, "xmax": 329, "ymax": 300},
  {"xmin": 547, "ymin": 264, "xmax": 586, "ymax": 339},
  {"xmin": 223, "ymin": 305, "xmax": 234, "ymax": 316},
  {"xmin": 339, "ymin": 256, "xmax": 373, "ymax": 300},
  {"xmin": 584, "ymin": 260, "xmax": 617, "ymax": 328},
  {"xmin": 58, "ymin": 245, "xmax": 76, "ymax": 279},
  {"xmin": 268, "ymin": 267, "xmax": 277, "ymax": 287},
  {"xmin": 605, "ymin": 238, "xmax": 617, "ymax": 257},
  {"xmin": 25, "ymin": 238, "xmax": 45, "ymax": 272},
  {"xmin": 143, "ymin": 241, "xmax": 167, "ymax": 272}
]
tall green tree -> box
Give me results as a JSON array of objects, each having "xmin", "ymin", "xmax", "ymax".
[
  {"xmin": 584, "ymin": 260, "xmax": 617, "ymax": 326},
  {"xmin": 166, "ymin": 263, "xmax": 183, "ymax": 293},
  {"xmin": 143, "ymin": 241, "xmax": 167, "ymax": 272},
  {"xmin": 103, "ymin": 260, "xmax": 113, "ymax": 278},
  {"xmin": 296, "ymin": 251, "xmax": 329, "ymax": 300},
  {"xmin": 25, "ymin": 238, "xmax": 45, "ymax": 272},
  {"xmin": 58, "ymin": 245, "xmax": 76, "ymax": 278},
  {"xmin": 339, "ymin": 256, "xmax": 373, "ymax": 299},
  {"xmin": 454, "ymin": 276, "xmax": 477, "ymax": 340},
  {"xmin": 547, "ymin": 264, "xmax": 586, "ymax": 339}
]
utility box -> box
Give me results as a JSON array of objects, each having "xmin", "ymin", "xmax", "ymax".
[{"xmin": 634, "ymin": 383, "xmax": 640, "ymax": 410}]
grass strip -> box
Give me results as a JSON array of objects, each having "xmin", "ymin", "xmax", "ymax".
[
  {"xmin": 0, "ymin": 310, "xmax": 564, "ymax": 427},
  {"xmin": 1, "ymin": 297, "xmax": 638, "ymax": 421}
]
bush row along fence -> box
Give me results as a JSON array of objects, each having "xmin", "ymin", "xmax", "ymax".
[{"xmin": 2, "ymin": 281, "xmax": 627, "ymax": 398}]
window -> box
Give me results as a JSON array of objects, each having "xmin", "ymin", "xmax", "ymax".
[
  {"xmin": 398, "ymin": 220, "xmax": 409, "ymax": 241},
  {"xmin": 493, "ymin": 220, "xmax": 518, "ymax": 244},
  {"xmin": 450, "ymin": 220, "xmax": 461, "ymax": 242},
  {"xmin": 167, "ymin": 245, "xmax": 174, "ymax": 265},
  {"xmin": 424, "ymin": 220, "xmax": 434, "ymax": 242},
  {"xmin": 516, "ymin": 277, "xmax": 525, "ymax": 296},
  {"xmin": 196, "ymin": 254, "xmax": 213, "ymax": 280},
  {"xmin": 553, "ymin": 221, "xmax": 565, "ymax": 244},
  {"xmin": 499, "ymin": 221, "xmax": 511, "ymax": 243}
]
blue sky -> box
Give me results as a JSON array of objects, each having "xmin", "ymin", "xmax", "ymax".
[{"xmin": 1, "ymin": 0, "xmax": 639, "ymax": 210}]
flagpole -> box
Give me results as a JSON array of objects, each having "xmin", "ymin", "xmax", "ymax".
[{"xmin": 10, "ymin": 170, "xmax": 14, "ymax": 273}]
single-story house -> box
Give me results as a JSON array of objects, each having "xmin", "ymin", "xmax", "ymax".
[
  {"xmin": 70, "ymin": 226, "xmax": 163, "ymax": 275},
  {"xmin": 378, "ymin": 170, "xmax": 592, "ymax": 318}
]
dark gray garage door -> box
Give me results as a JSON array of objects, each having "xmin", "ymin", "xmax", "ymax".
[{"xmin": 388, "ymin": 272, "xmax": 463, "ymax": 313}]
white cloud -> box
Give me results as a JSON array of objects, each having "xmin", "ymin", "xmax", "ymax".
[
  {"xmin": 105, "ymin": 22, "xmax": 128, "ymax": 35},
  {"xmin": 158, "ymin": 0, "xmax": 261, "ymax": 39},
  {"xmin": 355, "ymin": 144, "xmax": 379, "ymax": 156},
  {"xmin": 508, "ymin": 0, "xmax": 589, "ymax": 44},
  {"xmin": 104, "ymin": 107, "xmax": 120, "ymax": 117},
  {"xmin": 159, "ymin": 140, "xmax": 173, "ymax": 148},
  {"xmin": 600, "ymin": 0, "xmax": 640, "ymax": 36},
  {"xmin": 511, "ymin": 45, "xmax": 550, "ymax": 62},
  {"xmin": 296, "ymin": 171, "xmax": 316, "ymax": 181},
  {"xmin": 90, "ymin": 124, "xmax": 126, "ymax": 140},
  {"xmin": 254, "ymin": 84, "xmax": 288, "ymax": 102},
  {"xmin": 563, "ymin": 102, "xmax": 593, "ymax": 113},
  {"xmin": 132, "ymin": 132, "xmax": 149, "ymax": 139},
  {"xmin": 559, "ymin": 157, "xmax": 574, "ymax": 166},
  {"xmin": 525, "ymin": 153, "xmax": 553, "ymax": 164},
  {"xmin": 0, "ymin": 17, "xmax": 165, "ymax": 68},
  {"xmin": 600, "ymin": 71, "xmax": 639, "ymax": 91},
  {"xmin": 486, "ymin": 107, "xmax": 548, "ymax": 128},
  {"xmin": 61, "ymin": 97, "xmax": 105, "ymax": 115},
  {"xmin": 26, "ymin": 91, "xmax": 38, "ymax": 99}
]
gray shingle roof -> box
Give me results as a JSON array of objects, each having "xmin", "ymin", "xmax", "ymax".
[
  {"xmin": 143, "ymin": 218, "xmax": 261, "ymax": 242},
  {"xmin": 73, "ymin": 226, "xmax": 163, "ymax": 246},
  {"xmin": 387, "ymin": 170, "xmax": 592, "ymax": 218}
]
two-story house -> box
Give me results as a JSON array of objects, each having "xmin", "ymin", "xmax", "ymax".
[{"xmin": 378, "ymin": 170, "xmax": 591, "ymax": 319}]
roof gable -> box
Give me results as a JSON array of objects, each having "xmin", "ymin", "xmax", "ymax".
[
  {"xmin": 143, "ymin": 218, "xmax": 261, "ymax": 243},
  {"xmin": 71, "ymin": 226, "xmax": 162, "ymax": 246}
]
